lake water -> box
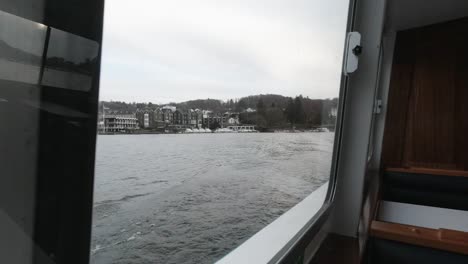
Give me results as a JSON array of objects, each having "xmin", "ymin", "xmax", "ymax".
[{"xmin": 91, "ymin": 132, "xmax": 334, "ymax": 264}]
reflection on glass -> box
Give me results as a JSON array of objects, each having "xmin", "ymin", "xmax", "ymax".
[
  {"xmin": 0, "ymin": 10, "xmax": 100, "ymax": 92},
  {"xmin": 0, "ymin": 4, "xmax": 103, "ymax": 264},
  {"xmin": 41, "ymin": 28, "xmax": 99, "ymax": 91},
  {"xmin": 92, "ymin": 0, "xmax": 349, "ymax": 263},
  {"xmin": 0, "ymin": 10, "xmax": 46, "ymax": 84}
]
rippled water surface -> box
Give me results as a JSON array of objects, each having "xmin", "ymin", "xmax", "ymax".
[{"xmin": 91, "ymin": 132, "xmax": 334, "ymax": 264}]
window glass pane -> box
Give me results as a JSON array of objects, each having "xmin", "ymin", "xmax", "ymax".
[
  {"xmin": 0, "ymin": 10, "xmax": 46, "ymax": 263},
  {"xmin": 92, "ymin": 0, "xmax": 349, "ymax": 263},
  {"xmin": 0, "ymin": 10, "xmax": 46, "ymax": 84},
  {"xmin": 1, "ymin": 3, "xmax": 103, "ymax": 262},
  {"xmin": 41, "ymin": 28, "xmax": 99, "ymax": 91}
]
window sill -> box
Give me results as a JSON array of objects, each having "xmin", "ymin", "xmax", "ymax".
[{"xmin": 217, "ymin": 182, "xmax": 329, "ymax": 263}]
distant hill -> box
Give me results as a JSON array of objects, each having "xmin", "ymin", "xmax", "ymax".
[
  {"xmin": 175, "ymin": 99, "xmax": 225, "ymax": 112},
  {"xmin": 236, "ymin": 94, "xmax": 290, "ymax": 110},
  {"xmin": 0, "ymin": 39, "xmax": 41, "ymax": 65},
  {"xmin": 100, "ymin": 94, "xmax": 338, "ymax": 113},
  {"xmin": 0, "ymin": 39, "xmax": 96, "ymax": 74},
  {"xmin": 100, "ymin": 94, "xmax": 338, "ymax": 128}
]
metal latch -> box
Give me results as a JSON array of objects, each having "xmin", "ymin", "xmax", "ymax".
[
  {"xmin": 374, "ymin": 99, "xmax": 382, "ymax": 114},
  {"xmin": 343, "ymin": 32, "xmax": 362, "ymax": 75}
]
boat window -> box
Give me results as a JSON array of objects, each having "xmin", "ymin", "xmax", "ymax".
[
  {"xmin": 91, "ymin": 0, "xmax": 349, "ymax": 263},
  {"xmin": 0, "ymin": 1, "xmax": 104, "ymax": 262}
]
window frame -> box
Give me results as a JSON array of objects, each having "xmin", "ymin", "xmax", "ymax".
[
  {"xmin": 0, "ymin": 0, "xmax": 358, "ymax": 262},
  {"xmin": 217, "ymin": 0, "xmax": 358, "ymax": 262},
  {"xmin": 266, "ymin": 0, "xmax": 359, "ymax": 261}
]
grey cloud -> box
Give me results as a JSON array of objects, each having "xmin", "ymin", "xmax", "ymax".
[{"xmin": 99, "ymin": 0, "xmax": 349, "ymax": 103}]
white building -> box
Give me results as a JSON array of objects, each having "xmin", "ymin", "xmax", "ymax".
[{"xmin": 102, "ymin": 115, "xmax": 138, "ymax": 133}]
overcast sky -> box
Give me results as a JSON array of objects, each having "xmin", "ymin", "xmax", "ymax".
[{"xmin": 99, "ymin": 0, "xmax": 349, "ymax": 103}]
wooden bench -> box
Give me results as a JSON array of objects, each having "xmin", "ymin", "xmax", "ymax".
[
  {"xmin": 370, "ymin": 221, "xmax": 468, "ymax": 255},
  {"xmin": 386, "ymin": 167, "xmax": 468, "ymax": 178}
]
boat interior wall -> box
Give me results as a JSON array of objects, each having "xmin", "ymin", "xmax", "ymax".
[
  {"xmin": 359, "ymin": 5, "xmax": 468, "ymax": 264},
  {"xmin": 385, "ymin": 0, "xmax": 468, "ymax": 32},
  {"xmin": 330, "ymin": 0, "xmax": 386, "ymax": 239},
  {"xmin": 360, "ymin": 0, "xmax": 467, "ymax": 182},
  {"xmin": 365, "ymin": 32, "xmax": 396, "ymax": 172},
  {"xmin": 382, "ymin": 169, "xmax": 468, "ymax": 211},
  {"xmin": 309, "ymin": 234, "xmax": 359, "ymax": 264},
  {"xmin": 357, "ymin": 170, "xmax": 381, "ymax": 259},
  {"xmin": 369, "ymin": 225, "xmax": 468, "ymax": 263},
  {"xmin": 378, "ymin": 201, "xmax": 468, "ymax": 232},
  {"xmin": 368, "ymin": 2, "xmax": 468, "ymax": 173},
  {"xmin": 381, "ymin": 17, "xmax": 468, "ymax": 171}
]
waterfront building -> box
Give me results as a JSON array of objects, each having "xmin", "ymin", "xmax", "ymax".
[
  {"xmin": 202, "ymin": 112, "xmax": 219, "ymax": 128},
  {"xmin": 171, "ymin": 109, "xmax": 201, "ymax": 128},
  {"xmin": 182, "ymin": 110, "xmax": 191, "ymax": 125},
  {"xmin": 173, "ymin": 109, "xmax": 183, "ymax": 125},
  {"xmin": 201, "ymin": 112, "xmax": 230, "ymax": 128},
  {"xmin": 153, "ymin": 108, "xmax": 165, "ymax": 128},
  {"xmin": 227, "ymin": 117, "xmax": 239, "ymax": 125},
  {"xmin": 202, "ymin": 112, "xmax": 239, "ymax": 128},
  {"xmin": 192, "ymin": 109, "xmax": 203, "ymax": 128},
  {"xmin": 102, "ymin": 115, "xmax": 138, "ymax": 133},
  {"xmin": 161, "ymin": 105, "xmax": 176, "ymax": 112},
  {"xmin": 121, "ymin": 107, "xmax": 242, "ymax": 131},
  {"xmin": 162, "ymin": 108, "xmax": 174, "ymax": 124},
  {"xmin": 225, "ymin": 125, "xmax": 257, "ymax": 132},
  {"xmin": 154, "ymin": 108, "xmax": 163, "ymax": 121},
  {"xmin": 98, "ymin": 120, "xmax": 105, "ymax": 131},
  {"xmin": 224, "ymin": 112, "xmax": 240, "ymax": 126},
  {"xmin": 329, "ymin": 107, "xmax": 338, "ymax": 118},
  {"xmin": 136, "ymin": 108, "xmax": 157, "ymax": 128}
]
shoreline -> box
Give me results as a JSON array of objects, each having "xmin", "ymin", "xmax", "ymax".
[{"xmin": 98, "ymin": 130, "xmax": 333, "ymax": 135}]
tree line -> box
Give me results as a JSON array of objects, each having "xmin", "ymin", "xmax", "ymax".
[
  {"xmin": 238, "ymin": 95, "xmax": 337, "ymax": 130},
  {"xmin": 100, "ymin": 94, "xmax": 338, "ymax": 130}
]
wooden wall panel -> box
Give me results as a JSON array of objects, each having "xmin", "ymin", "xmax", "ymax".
[
  {"xmin": 408, "ymin": 31, "xmax": 456, "ymax": 169},
  {"xmin": 382, "ymin": 17, "xmax": 468, "ymax": 171},
  {"xmin": 455, "ymin": 45, "xmax": 468, "ymax": 171},
  {"xmin": 381, "ymin": 31, "xmax": 416, "ymax": 167}
]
